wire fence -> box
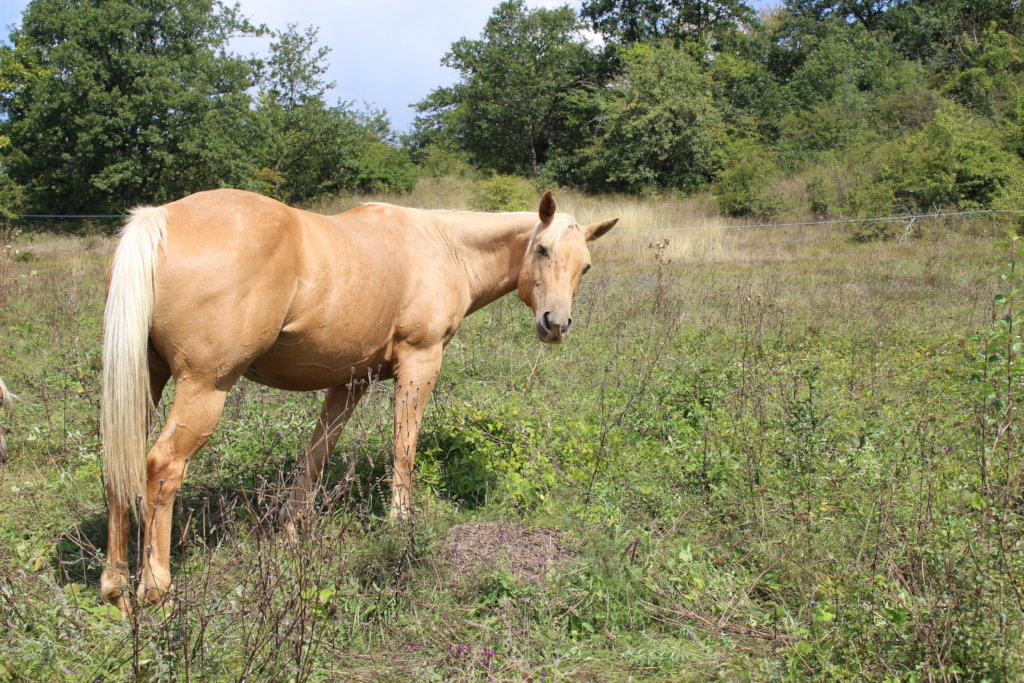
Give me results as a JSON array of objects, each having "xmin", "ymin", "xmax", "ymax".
[
  {"xmin": 11, "ymin": 208, "xmax": 1024, "ymax": 244},
  {"xmin": 611, "ymin": 209, "xmax": 1024, "ymax": 233},
  {"xmin": 15, "ymin": 214, "xmax": 127, "ymax": 219}
]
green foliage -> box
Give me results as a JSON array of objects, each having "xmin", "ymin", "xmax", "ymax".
[
  {"xmin": 351, "ymin": 143, "xmax": 417, "ymax": 194},
  {"xmin": 417, "ymin": 0, "xmax": 1024, "ymax": 211},
  {"xmin": 12, "ymin": 249, "xmax": 37, "ymax": 262},
  {"xmin": 7, "ymin": 0, "xmax": 1023, "ymax": 211},
  {"xmin": 249, "ymin": 26, "xmax": 411, "ymax": 203},
  {"xmin": 582, "ymin": 0, "xmax": 756, "ymax": 50},
  {"xmin": 582, "ymin": 42, "xmax": 725, "ymax": 192},
  {"xmin": 775, "ymin": 26, "xmax": 931, "ymax": 162},
  {"xmin": 0, "ymin": 132, "xmax": 22, "ymax": 219},
  {"xmin": 0, "ymin": 166, "xmax": 23, "ymax": 220},
  {"xmin": 941, "ymin": 27, "xmax": 1024, "ymax": 118},
  {"xmin": 412, "ymin": 144, "xmax": 474, "ymax": 178},
  {"xmin": 880, "ymin": 104, "xmax": 1023, "ymax": 210},
  {"xmin": 783, "ymin": 0, "xmax": 906, "ymax": 29},
  {"xmin": 713, "ymin": 146, "xmax": 785, "ymax": 218},
  {"xmin": 707, "ymin": 50, "xmax": 788, "ymax": 143},
  {"xmin": 468, "ymin": 175, "xmax": 536, "ymax": 212},
  {"xmin": 805, "ymin": 173, "xmax": 837, "ymax": 217},
  {"xmin": 419, "ymin": 402, "xmax": 548, "ymax": 508},
  {"xmin": 0, "ymin": 4, "xmax": 412, "ymax": 214},
  {"xmin": 414, "ymin": 0, "xmax": 602, "ymax": 177},
  {"xmin": 1, "ymin": 0, "xmax": 261, "ymax": 213}
]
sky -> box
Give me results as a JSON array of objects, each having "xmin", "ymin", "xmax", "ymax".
[{"xmin": 0, "ymin": 0, "xmax": 775, "ymax": 133}]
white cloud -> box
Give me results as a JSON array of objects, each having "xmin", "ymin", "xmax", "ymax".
[{"xmin": 235, "ymin": 0, "xmax": 584, "ymax": 131}]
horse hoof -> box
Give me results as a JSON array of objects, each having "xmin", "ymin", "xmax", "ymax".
[
  {"xmin": 100, "ymin": 563, "xmax": 132, "ymax": 616},
  {"xmin": 140, "ymin": 582, "xmax": 175, "ymax": 608}
]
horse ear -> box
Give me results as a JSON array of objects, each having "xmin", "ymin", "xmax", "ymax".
[
  {"xmin": 584, "ymin": 218, "xmax": 618, "ymax": 241},
  {"xmin": 538, "ymin": 191, "xmax": 556, "ymax": 225}
]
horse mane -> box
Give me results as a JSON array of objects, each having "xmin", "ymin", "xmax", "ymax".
[{"xmin": 356, "ymin": 202, "xmax": 578, "ymax": 257}]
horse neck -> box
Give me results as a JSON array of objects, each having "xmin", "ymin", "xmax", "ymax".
[{"xmin": 438, "ymin": 211, "xmax": 536, "ymax": 314}]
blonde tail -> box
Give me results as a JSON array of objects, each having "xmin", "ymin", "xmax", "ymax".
[
  {"xmin": 102, "ymin": 206, "xmax": 167, "ymax": 512},
  {"xmin": 0, "ymin": 377, "xmax": 15, "ymax": 409}
]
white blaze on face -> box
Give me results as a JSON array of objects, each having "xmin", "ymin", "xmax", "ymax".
[{"xmin": 522, "ymin": 215, "xmax": 592, "ymax": 343}]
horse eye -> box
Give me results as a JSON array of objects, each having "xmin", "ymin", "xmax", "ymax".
[
  {"xmin": 536, "ymin": 245, "xmax": 549, "ymax": 258},
  {"xmin": 582, "ymin": 264, "xmax": 591, "ymax": 274}
]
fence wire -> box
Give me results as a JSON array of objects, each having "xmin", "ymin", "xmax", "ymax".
[
  {"xmin": 12, "ymin": 207, "xmax": 1024, "ymax": 242},
  {"xmin": 612, "ymin": 209, "xmax": 1024, "ymax": 233}
]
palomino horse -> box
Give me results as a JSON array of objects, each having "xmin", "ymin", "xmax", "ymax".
[
  {"xmin": 100, "ymin": 189, "xmax": 617, "ymax": 613},
  {"xmin": 0, "ymin": 377, "xmax": 12, "ymax": 463}
]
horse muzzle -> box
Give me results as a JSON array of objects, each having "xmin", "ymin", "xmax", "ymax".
[{"xmin": 536, "ymin": 310, "xmax": 572, "ymax": 344}]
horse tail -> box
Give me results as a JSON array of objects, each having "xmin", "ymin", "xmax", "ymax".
[
  {"xmin": 0, "ymin": 376, "xmax": 15, "ymax": 409},
  {"xmin": 102, "ymin": 206, "xmax": 167, "ymax": 512}
]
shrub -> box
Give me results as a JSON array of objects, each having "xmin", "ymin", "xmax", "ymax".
[
  {"xmin": 806, "ymin": 173, "xmax": 838, "ymax": 217},
  {"xmin": 469, "ymin": 175, "xmax": 536, "ymax": 212},
  {"xmin": 413, "ymin": 144, "xmax": 474, "ymax": 178},
  {"xmin": 0, "ymin": 167, "xmax": 23, "ymax": 220},
  {"xmin": 714, "ymin": 155, "xmax": 785, "ymax": 219},
  {"xmin": 352, "ymin": 143, "xmax": 418, "ymax": 194},
  {"xmin": 418, "ymin": 401, "xmax": 550, "ymax": 509},
  {"xmin": 582, "ymin": 43, "xmax": 726, "ymax": 193},
  {"xmin": 879, "ymin": 104, "xmax": 1023, "ymax": 210}
]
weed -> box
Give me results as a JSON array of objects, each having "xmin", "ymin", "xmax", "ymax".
[{"xmin": 0, "ymin": 189, "xmax": 1021, "ymax": 678}]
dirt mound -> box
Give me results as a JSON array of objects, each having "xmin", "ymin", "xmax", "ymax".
[{"xmin": 439, "ymin": 521, "xmax": 576, "ymax": 583}]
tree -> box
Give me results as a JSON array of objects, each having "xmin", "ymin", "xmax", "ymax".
[
  {"xmin": 782, "ymin": 0, "xmax": 905, "ymax": 29},
  {"xmin": 885, "ymin": 0, "xmax": 1023, "ymax": 68},
  {"xmin": 250, "ymin": 26, "xmax": 415, "ymax": 201},
  {"xmin": 0, "ymin": 0, "xmax": 260, "ymax": 213},
  {"xmin": 581, "ymin": 42, "xmax": 726, "ymax": 192},
  {"xmin": 581, "ymin": 0, "xmax": 756, "ymax": 52},
  {"xmin": 879, "ymin": 103, "xmax": 1024, "ymax": 210},
  {"xmin": 250, "ymin": 25, "xmax": 363, "ymax": 202},
  {"xmin": 414, "ymin": 0, "xmax": 603, "ymax": 177}
]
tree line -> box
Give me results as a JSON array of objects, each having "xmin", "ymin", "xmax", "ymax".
[
  {"xmin": 0, "ymin": 0, "xmax": 416, "ymax": 216},
  {"xmin": 414, "ymin": 0, "xmax": 1024, "ymax": 220},
  {"xmin": 2, "ymin": 0, "xmax": 1023, "ymax": 220}
]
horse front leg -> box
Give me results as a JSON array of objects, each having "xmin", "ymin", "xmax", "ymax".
[
  {"xmin": 390, "ymin": 345, "xmax": 443, "ymax": 518},
  {"xmin": 281, "ymin": 381, "xmax": 366, "ymax": 539}
]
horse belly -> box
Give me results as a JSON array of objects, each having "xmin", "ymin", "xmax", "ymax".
[{"xmin": 244, "ymin": 327, "xmax": 395, "ymax": 391}]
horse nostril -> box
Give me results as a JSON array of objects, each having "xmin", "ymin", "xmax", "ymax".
[
  {"xmin": 565, "ymin": 317, "xmax": 573, "ymax": 333},
  {"xmin": 541, "ymin": 311, "xmax": 552, "ymax": 331}
]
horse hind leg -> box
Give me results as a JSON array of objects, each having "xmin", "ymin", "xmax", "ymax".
[
  {"xmin": 101, "ymin": 354, "xmax": 172, "ymax": 612},
  {"xmin": 138, "ymin": 378, "xmax": 229, "ymax": 605}
]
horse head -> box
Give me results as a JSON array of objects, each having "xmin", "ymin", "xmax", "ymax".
[{"xmin": 517, "ymin": 192, "xmax": 617, "ymax": 344}]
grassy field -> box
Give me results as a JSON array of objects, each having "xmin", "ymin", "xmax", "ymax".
[{"xmin": 1, "ymin": 187, "xmax": 1023, "ymax": 680}]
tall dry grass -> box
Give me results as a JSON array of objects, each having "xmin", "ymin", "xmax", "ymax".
[{"xmin": 311, "ymin": 178, "xmax": 851, "ymax": 264}]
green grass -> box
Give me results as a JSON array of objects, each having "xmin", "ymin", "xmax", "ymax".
[{"xmin": 1, "ymin": 197, "xmax": 1022, "ymax": 680}]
